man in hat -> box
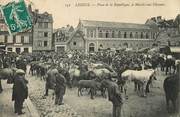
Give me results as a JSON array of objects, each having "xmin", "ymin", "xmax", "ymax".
[
  {"xmin": 102, "ymin": 73, "xmax": 123, "ymax": 117},
  {"xmin": 44, "ymin": 66, "xmax": 57, "ymax": 96},
  {"xmin": 54, "ymin": 72, "xmax": 66, "ymax": 105},
  {"xmin": 12, "ymin": 69, "xmax": 28, "ymax": 115}
]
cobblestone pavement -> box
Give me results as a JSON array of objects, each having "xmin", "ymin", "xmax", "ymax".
[
  {"xmin": 27, "ymin": 75, "xmax": 82, "ymax": 117},
  {"xmin": 0, "ymin": 80, "xmax": 33, "ymax": 117}
]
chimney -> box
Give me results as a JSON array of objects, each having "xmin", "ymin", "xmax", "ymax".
[
  {"xmin": 35, "ymin": 9, "xmax": 39, "ymax": 14},
  {"xmin": 28, "ymin": 4, "xmax": 32, "ymax": 12},
  {"xmin": 157, "ymin": 16, "xmax": 162, "ymax": 20},
  {"xmin": 151, "ymin": 17, "xmax": 156, "ymax": 22}
]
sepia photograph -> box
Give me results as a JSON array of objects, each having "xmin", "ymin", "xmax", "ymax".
[{"xmin": 0, "ymin": 0, "xmax": 180, "ymax": 117}]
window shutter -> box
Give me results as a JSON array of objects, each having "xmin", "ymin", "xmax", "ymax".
[
  {"xmin": 13, "ymin": 36, "xmax": 16, "ymax": 43},
  {"xmin": 21, "ymin": 36, "xmax": 24, "ymax": 43}
]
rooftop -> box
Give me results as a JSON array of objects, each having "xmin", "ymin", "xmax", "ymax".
[
  {"xmin": 55, "ymin": 25, "xmax": 74, "ymax": 32},
  {"xmin": 32, "ymin": 11, "xmax": 53, "ymax": 22},
  {"xmin": 80, "ymin": 20, "xmax": 151, "ymax": 30}
]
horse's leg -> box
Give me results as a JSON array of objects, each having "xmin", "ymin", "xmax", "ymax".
[
  {"xmin": 134, "ymin": 81, "xmax": 137, "ymax": 91},
  {"xmin": 120, "ymin": 85, "xmax": 123, "ymax": 93},
  {"xmin": 44, "ymin": 88, "xmax": 49, "ymax": 96},
  {"xmin": 80, "ymin": 88, "xmax": 83, "ymax": 96},
  {"xmin": 124, "ymin": 83, "xmax": 128, "ymax": 99},
  {"xmin": 0, "ymin": 79, "xmax": 3, "ymax": 93},
  {"xmin": 142, "ymin": 82, "xmax": 147, "ymax": 97},
  {"xmin": 172, "ymin": 99, "xmax": 177, "ymax": 113},
  {"xmin": 146, "ymin": 80, "xmax": 151, "ymax": 93},
  {"xmin": 166, "ymin": 95, "xmax": 170, "ymax": 113},
  {"xmin": 78, "ymin": 87, "xmax": 80, "ymax": 96},
  {"xmin": 90, "ymin": 88, "xmax": 94, "ymax": 99},
  {"xmin": 166, "ymin": 66, "xmax": 168, "ymax": 75},
  {"xmin": 169, "ymin": 66, "xmax": 172, "ymax": 74},
  {"xmin": 102, "ymin": 88, "xmax": 106, "ymax": 98},
  {"xmin": 173, "ymin": 65, "xmax": 176, "ymax": 74}
]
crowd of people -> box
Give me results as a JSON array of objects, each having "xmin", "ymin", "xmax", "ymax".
[{"xmin": 0, "ymin": 49, "xmax": 177, "ymax": 117}]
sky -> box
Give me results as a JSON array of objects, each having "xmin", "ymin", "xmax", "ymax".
[{"xmin": 0, "ymin": 0, "xmax": 180, "ymax": 29}]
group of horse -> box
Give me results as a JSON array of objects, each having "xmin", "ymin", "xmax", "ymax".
[
  {"xmin": 28, "ymin": 59, "xmax": 158, "ymax": 99},
  {"xmin": 28, "ymin": 54, "xmax": 180, "ymax": 113},
  {"xmin": 0, "ymin": 52, "xmax": 179, "ymax": 114}
]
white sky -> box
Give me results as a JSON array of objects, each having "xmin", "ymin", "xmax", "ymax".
[{"xmin": 0, "ymin": 0, "xmax": 180, "ymax": 29}]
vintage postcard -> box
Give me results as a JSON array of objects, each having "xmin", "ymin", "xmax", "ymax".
[{"xmin": 0, "ymin": 0, "xmax": 180, "ymax": 117}]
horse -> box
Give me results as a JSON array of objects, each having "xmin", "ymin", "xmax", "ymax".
[
  {"xmin": 77, "ymin": 79, "xmax": 105, "ymax": 99},
  {"xmin": 0, "ymin": 68, "xmax": 18, "ymax": 93},
  {"xmin": 163, "ymin": 74, "xmax": 179, "ymax": 113},
  {"xmin": 121, "ymin": 69, "xmax": 156, "ymax": 97}
]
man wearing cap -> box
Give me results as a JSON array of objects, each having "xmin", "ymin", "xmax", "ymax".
[{"xmin": 12, "ymin": 69, "xmax": 28, "ymax": 115}]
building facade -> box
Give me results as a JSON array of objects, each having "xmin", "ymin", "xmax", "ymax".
[
  {"xmin": 146, "ymin": 15, "xmax": 180, "ymax": 46},
  {"xmin": 53, "ymin": 25, "xmax": 74, "ymax": 52},
  {"xmin": 32, "ymin": 9, "xmax": 53, "ymax": 52},
  {"xmin": 0, "ymin": 11, "xmax": 32, "ymax": 54},
  {"xmin": 70, "ymin": 20, "xmax": 156, "ymax": 53}
]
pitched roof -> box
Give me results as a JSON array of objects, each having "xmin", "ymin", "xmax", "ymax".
[
  {"xmin": 80, "ymin": 20, "xmax": 151, "ymax": 30},
  {"xmin": 56, "ymin": 26, "xmax": 74, "ymax": 32},
  {"xmin": 67, "ymin": 27, "xmax": 85, "ymax": 43}
]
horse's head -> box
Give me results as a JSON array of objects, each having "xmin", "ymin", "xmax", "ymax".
[{"xmin": 101, "ymin": 79, "xmax": 109, "ymax": 88}]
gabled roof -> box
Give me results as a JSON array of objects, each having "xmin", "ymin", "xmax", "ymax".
[
  {"xmin": 80, "ymin": 20, "xmax": 151, "ymax": 30},
  {"xmin": 67, "ymin": 27, "xmax": 85, "ymax": 44}
]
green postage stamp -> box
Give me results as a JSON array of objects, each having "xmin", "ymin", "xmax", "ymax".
[{"xmin": 0, "ymin": 0, "xmax": 32, "ymax": 35}]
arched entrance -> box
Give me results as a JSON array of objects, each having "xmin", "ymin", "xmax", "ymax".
[
  {"xmin": 89, "ymin": 43, "xmax": 95, "ymax": 52},
  {"xmin": 123, "ymin": 42, "xmax": 128, "ymax": 48}
]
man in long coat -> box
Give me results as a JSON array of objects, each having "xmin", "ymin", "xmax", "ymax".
[
  {"xmin": 102, "ymin": 74, "xmax": 123, "ymax": 117},
  {"xmin": 54, "ymin": 72, "xmax": 66, "ymax": 105},
  {"xmin": 44, "ymin": 67, "xmax": 57, "ymax": 96},
  {"xmin": 12, "ymin": 69, "xmax": 28, "ymax": 115}
]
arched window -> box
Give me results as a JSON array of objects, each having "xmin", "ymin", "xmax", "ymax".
[
  {"xmin": 112, "ymin": 31, "xmax": 115, "ymax": 38},
  {"xmin": 140, "ymin": 32, "xmax": 143, "ymax": 38},
  {"xmin": 130, "ymin": 32, "xmax": 133, "ymax": 38},
  {"xmin": 118, "ymin": 31, "xmax": 121, "ymax": 38},
  {"xmin": 99, "ymin": 30, "xmax": 102, "ymax": 38},
  {"xmin": 105, "ymin": 31, "xmax": 109, "ymax": 38},
  {"xmin": 90, "ymin": 30, "xmax": 94, "ymax": 37},
  {"xmin": 124, "ymin": 32, "xmax": 127, "ymax": 38},
  {"xmin": 135, "ymin": 32, "xmax": 138, "ymax": 38},
  {"xmin": 153, "ymin": 33, "xmax": 156, "ymax": 39},
  {"xmin": 87, "ymin": 30, "xmax": 90, "ymax": 37}
]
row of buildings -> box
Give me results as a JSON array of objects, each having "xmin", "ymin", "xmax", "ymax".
[
  {"xmin": 0, "ymin": 4, "xmax": 180, "ymax": 54},
  {"xmin": 54, "ymin": 20, "xmax": 157, "ymax": 53},
  {"xmin": 0, "ymin": 5, "xmax": 53, "ymax": 54},
  {"xmin": 54, "ymin": 15, "xmax": 180, "ymax": 53}
]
